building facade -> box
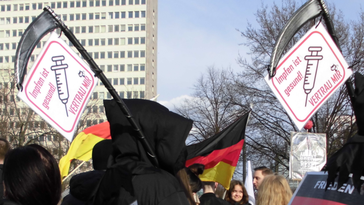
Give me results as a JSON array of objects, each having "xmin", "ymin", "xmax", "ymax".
[{"xmin": 0, "ymin": 0, "xmax": 158, "ymax": 165}]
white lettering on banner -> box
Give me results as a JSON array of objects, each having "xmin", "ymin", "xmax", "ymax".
[{"xmin": 313, "ymin": 180, "xmax": 355, "ymax": 194}]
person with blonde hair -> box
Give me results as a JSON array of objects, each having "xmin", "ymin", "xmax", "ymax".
[{"xmin": 256, "ymin": 174, "xmax": 292, "ymax": 205}]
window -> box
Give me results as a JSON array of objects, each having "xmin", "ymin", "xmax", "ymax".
[
  {"xmin": 115, "ymin": 12, "xmax": 120, "ymax": 19},
  {"xmin": 127, "ymin": 64, "xmax": 132, "ymax": 71},
  {"xmin": 88, "ymin": 39, "xmax": 93, "ymax": 46},
  {"xmin": 82, "ymin": 1, "xmax": 87, "ymax": 7},
  {"xmin": 128, "ymin": 24, "xmax": 133, "ymax": 31},
  {"xmin": 133, "ymin": 91, "xmax": 138, "ymax": 98},
  {"xmin": 13, "ymin": 17, "xmax": 17, "ymax": 24},
  {"xmin": 101, "ymin": 38, "xmax": 105, "ymax": 45},
  {"xmin": 108, "ymin": 52, "xmax": 112, "ymax": 58},
  {"xmin": 114, "ymin": 38, "xmax": 119, "ymax": 45},
  {"xmin": 99, "ymin": 106, "xmax": 104, "ymax": 113},
  {"xmin": 127, "ymin": 91, "xmax": 132, "ymax": 99},
  {"xmin": 120, "ymin": 78, "xmax": 125, "ymax": 85},
  {"xmin": 76, "ymin": 1, "xmax": 81, "ymax": 7},
  {"xmin": 12, "ymin": 30, "xmax": 17, "ymax": 37},
  {"xmin": 128, "ymin": 38, "xmax": 133, "ymax": 45},
  {"xmin": 94, "ymin": 52, "xmax": 99, "ymax": 59},
  {"xmin": 134, "ymin": 78, "xmax": 138, "ymax": 84},
  {"xmin": 122, "ymin": 0, "xmax": 126, "ymax": 5},
  {"xmin": 25, "ymin": 16, "xmax": 29, "ymax": 23},
  {"xmin": 109, "ymin": 12, "xmax": 113, "ymax": 19},
  {"xmin": 128, "ymin": 11, "xmax": 133, "ymax": 18},
  {"xmin": 63, "ymin": 1, "xmax": 68, "ymax": 8},
  {"xmin": 135, "ymin": 11, "xmax": 139, "ymax": 18},
  {"xmin": 70, "ymin": 14, "xmax": 74, "ymax": 21},
  {"xmin": 81, "ymin": 26, "xmax": 86, "ymax": 33},
  {"xmin": 142, "ymin": 0, "xmax": 146, "ymax": 4},
  {"xmin": 120, "ymin": 51, "xmax": 125, "ymax": 58},
  {"xmin": 113, "ymin": 78, "xmax": 118, "ymax": 85},
  {"xmin": 127, "ymin": 78, "xmax": 132, "ymax": 84},
  {"xmin": 99, "ymin": 92, "xmax": 105, "ymax": 99},
  {"xmin": 129, "ymin": 0, "xmax": 133, "ymax": 5},
  {"xmin": 89, "ymin": 13, "xmax": 94, "ymax": 20},
  {"xmin": 115, "ymin": 0, "xmax": 120, "ymax": 5},
  {"xmin": 120, "ymin": 64, "xmax": 125, "ymax": 71},
  {"xmin": 75, "ymin": 27, "xmax": 80, "ymax": 33},
  {"xmin": 95, "ymin": 26, "xmax": 100, "ymax": 33},
  {"xmin": 12, "ymin": 43, "xmax": 16, "ymax": 49},
  {"xmin": 90, "ymin": 0, "xmax": 94, "ymax": 6},
  {"xmin": 134, "ymin": 64, "xmax": 139, "ymax": 71},
  {"xmin": 1, "ymin": 5, "xmax": 4, "ymax": 12},
  {"xmin": 100, "ymin": 52, "xmax": 105, "ymax": 59},
  {"xmin": 51, "ymin": 2, "xmax": 56, "ymax": 8},
  {"xmin": 89, "ymin": 26, "xmax": 93, "ymax": 33},
  {"xmin": 101, "ymin": 12, "xmax": 106, "ymax": 19},
  {"xmin": 81, "ymin": 39, "xmax": 86, "ymax": 46},
  {"xmin": 109, "ymin": 0, "xmax": 114, "ymax": 6},
  {"xmin": 76, "ymin": 14, "xmax": 80, "ymax": 20},
  {"xmin": 140, "ymin": 50, "xmax": 145, "ymax": 57},
  {"xmin": 135, "ymin": 0, "xmax": 139, "ymax": 4},
  {"xmin": 134, "ymin": 51, "xmax": 139, "ymax": 58},
  {"xmin": 38, "ymin": 3, "xmax": 43, "ymax": 9},
  {"xmin": 113, "ymin": 65, "xmax": 118, "ymax": 71},
  {"xmin": 70, "ymin": 1, "xmax": 75, "ymax": 7},
  {"xmin": 121, "ymin": 12, "xmax": 126, "ymax": 18},
  {"xmin": 140, "ymin": 77, "xmax": 145, "ymax": 84},
  {"xmin": 120, "ymin": 38, "xmax": 125, "ymax": 45},
  {"xmin": 107, "ymin": 65, "xmax": 112, "ymax": 72},
  {"xmin": 96, "ymin": 0, "xmax": 100, "ymax": 6},
  {"xmin": 19, "ymin": 17, "xmax": 23, "ymax": 23},
  {"xmin": 7, "ymin": 4, "xmax": 12, "ymax": 11},
  {"xmin": 93, "ymin": 92, "xmax": 98, "ymax": 99},
  {"xmin": 108, "ymin": 38, "xmax": 113, "ymax": 45},
  {"xmin": 140, "ymin": 91, "xmax": 145, "ymax": 99},
  {"xmin": 95, "ymin": 13, "xmax": 100, "ymax": 19},
  {"xmin": 121, "ymin": 25, "xmax": 126, "ymax": 32},
  {"xmin": 107, "ymin": 93, "xmax": 111, "ymax": 99},
  {"xmin": 141, "ymin": 37, "xmax": 145, "ymax": 44},
  {"xmin": 140, "ymin": 64, "xmax": 145, "ymax": 71},
  {"xmin": 95, "ymin": 39, "xmax": 99, "ymax": 46},
  {"xmin": 127, "ymin": 51, "xmax": 132, "ymax": 58},
  {"xmin": 113, "ymin": 51, "xmax": 119, "ymax": 58},
  {"xmin": 119, "ymin": 91, "xmax": 124, "ymax": 98},
  {"xmin": 134, "ymin": 37, "xmax": 139, "ymax": 44},
  {"xmin": 141, "ymin": 11, "xmax": 146, "ymax": 18},
  {"xmin": 102, "ymin": 0, "xmax": 107, "ymax": 6},
  {"xmin": 82, "ymin": 13, "xmax": 87, "ymax": 20}
]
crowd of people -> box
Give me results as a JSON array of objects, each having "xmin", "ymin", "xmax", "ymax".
[{"xmin": 0, "ymin": 100, "xmax": 294, "ymax": 205}]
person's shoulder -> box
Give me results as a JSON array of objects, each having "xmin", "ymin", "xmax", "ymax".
[
  {"xmin": 0, "ymin": 199, "xmax": 20, "ymax": 205},
  {"xmin": 216, "ymin": 198, "xmax": 230, "ymax": 205}
]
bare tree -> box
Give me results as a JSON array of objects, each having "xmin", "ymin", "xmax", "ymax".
[
  {"xmin": 234, "ymin": 0, "xmax": 364, "ymax": 174},
  {"xmin": 175, "ymin": 67, "xmax": 250, "ymax": 144}
]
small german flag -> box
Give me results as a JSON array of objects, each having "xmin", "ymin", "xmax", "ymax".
[
  {"xmin": 59, "ymin": 122, "xmax": 111, "ymax": 179},
  {"xmin": 186, "ymin": 111, "xmax": 250, "ymax": 189}
]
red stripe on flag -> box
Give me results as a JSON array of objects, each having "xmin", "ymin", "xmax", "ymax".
[
  {"xmin": 290, "ymin": 196, "xmax": 346, "ymax": 205},
  {"xmin": 83, "ymin": 121, "xmax": 111, "ymax": 139},
  {"xmin": 186, "ymin": 139, "xmax": 244, "ymax": 169}
]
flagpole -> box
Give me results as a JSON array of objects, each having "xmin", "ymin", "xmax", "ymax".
[
  {"xmin": 43, "ymin": 7, "xmax": 159, "ymax": 167},
  {"xmin": 62, "ymin": 160, "xmax": 87, "ymax": 183}
]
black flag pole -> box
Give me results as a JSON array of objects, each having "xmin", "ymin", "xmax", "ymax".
[{"xmin": 15, "ymin": 6, "xmax": 158, "ymax": 167}]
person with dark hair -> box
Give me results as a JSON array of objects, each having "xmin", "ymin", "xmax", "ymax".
[
  {"xmin": 0, "ymin": 138, "xmax": 10, "ymax": 202},
  {"xmin": 61, "ymin": 140, "xmax": 113, "ymax": 205},
  {"xmin": 199, "ymin": 181, "xmax": 229, "ymax": 205},
  {"xmin": 225, "ymin": 180, "xmax": 250, "ymax": 205},
  {"xmin": 253, "ymin": 166, "xmax": 273, "ymax": 191},
  {"xmin": 2, "ymin": 144, "xmax": 61, "ymax": 205}
]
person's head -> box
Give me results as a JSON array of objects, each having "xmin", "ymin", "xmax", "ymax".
[
  {"xmin": 253, "ymin": 166, "xmax": 273, "ymax": 190},
  {"xmin": 202, "ymin": 181, "xmax": 217, "ymax": 193},
  {"xmin": 256, "ymin": 174, "xmax": 292, "ymax": 205},
  {"xmin": 176, "ymin": 163, "xmax": 204, "ymax": 205},
  {"xmin": 0, "ymin": 138, "xmax": 10, "ymax": 163},
  {"xmin": 3, "ymin": 144, "xmax": 61, "ymax": 205},
  {"xmin": 225, "ymin": 180, "xmax": 248, "ymax": 204},
  {"xmin": 92, "ymin": 139, "xmax": 112, "ymax": 170}
]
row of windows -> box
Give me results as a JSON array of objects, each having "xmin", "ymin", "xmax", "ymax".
[
  {"xmin": 104, "ymin": 77, "xmax": 145, "ymax": 86},
  {"xmin": 0, "ymin": 0, "xmax": 146, "ymax": 12},
  {"xmin": 99, "ymin": 64, "xmax": 145, "ymax": 72},
  {"xmin": 0, "ymin": 49, "xmax": 146, "ymax": 63},
  {"xmin": 90, "ymin": 90, "xmax": 145, "ymax": 101},
  {"xmin": 0, "ymin": 10, "xmax": 146, "ymax": 25},
  {"xmin": 0, "ymin": 23, "xmax": 146, "ymax": 38},
  {"xmin": 4, "ymin": 120, "xmax": 47, "ymax": 129}
]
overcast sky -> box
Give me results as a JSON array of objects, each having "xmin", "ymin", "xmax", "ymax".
[{"xmin": 157, "ymin": 0, "xmax": 364, "ymax": 110}]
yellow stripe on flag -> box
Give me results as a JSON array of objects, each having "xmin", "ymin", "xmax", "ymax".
[
  {"xmin": 59, "ymin": 132, "xmax": 105, "ymax": 179},
  {"xmin": 199, "ymin": 161, "xmax": 237, "ymax": 190}
]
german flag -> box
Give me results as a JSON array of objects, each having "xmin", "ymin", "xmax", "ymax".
[
  {"xmin": 59, "ymin": 121, "xmax": 111, "ymax": 179},
  {"xmin": 185, "ymin": 111, "xmax": 250, "ymax": 189}
]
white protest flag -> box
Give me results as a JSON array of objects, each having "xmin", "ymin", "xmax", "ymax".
[
  {"xmin": 17, "ymin": 32, "xmax": 98, "ymax": 141},
  {"xmin": 245, "ymin": 161, "xmax": 255, "ymax": 205}
]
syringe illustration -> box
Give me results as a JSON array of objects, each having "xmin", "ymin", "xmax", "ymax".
[
  {"xmin": 51, "ymin": 55, "xmax": 69, "ymax": 117},
  {"xmin": 303, "ymin": 47, "xmax": 323, "ymax": 107}
]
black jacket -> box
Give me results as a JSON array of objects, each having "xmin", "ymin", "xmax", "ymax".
[
  {"xmin": 92, "ymin": 99, "xmax": 193, "ymax": 205},
  {"xmin": 199, "ymin": 193, "xmax": 230, "ymax": 205}
]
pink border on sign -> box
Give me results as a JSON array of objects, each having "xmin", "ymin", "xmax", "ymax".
[
  {"xmin": 272, "ymin": 31, "xmax": 347, "ymax": 122},
  {"xmin": 24, "ymin": 41, "xmax": 95, "ymax": 132}
]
